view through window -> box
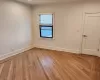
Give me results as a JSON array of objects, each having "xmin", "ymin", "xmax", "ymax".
[{"xmin": 39, "ymin": 14, "xmax": 53, "ymax": 38}]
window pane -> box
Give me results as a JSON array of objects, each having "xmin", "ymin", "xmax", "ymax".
[
  {"xmin": 40, "ymin": 26, "xmax": 52, "ymax": 38},
  {"xmin": 41, "ymin": 30, "xmax": 52, "ymax": 37},
  {"xmin": 40, "ymin": 14, "xmax": 52, "ymax": 25}
]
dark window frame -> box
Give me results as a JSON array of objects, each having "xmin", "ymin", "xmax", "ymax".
[
  {"xmin": 39, "ymin": 25, "xmax": 53, "ymax": 38},
  {"xmin": 39, "ymin": 14, "xmax": 53, "ymax": 38}
]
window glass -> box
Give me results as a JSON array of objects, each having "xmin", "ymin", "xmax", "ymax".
[
  {"xmin": 39, "ymin": 14, "xmax": 53, "ymax": 38},
  {"xmin": 40, "ymin": 14, "xmax": 52, "ymax": 25}
]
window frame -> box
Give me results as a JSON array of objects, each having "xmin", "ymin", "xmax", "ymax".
[{"xmin": 39, "ymin": 14, "xmax": 53, "ymax": 38}]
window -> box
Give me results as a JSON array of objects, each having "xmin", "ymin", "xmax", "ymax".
[{"xmin": 39, "ymin": 14, "xmax": 53, "ymax": 38}]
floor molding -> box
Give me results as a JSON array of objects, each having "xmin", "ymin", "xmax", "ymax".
[
  {"xmin": 34, "ymin": 45, "xmax": 80, "ymax": 54},
  {"xmin": 0, "ymin": 45, "xmax": 34, "ymax": 60},
  {"xmin": 0, "ymin": 45, "xmax": 80, "ymax": 61}
]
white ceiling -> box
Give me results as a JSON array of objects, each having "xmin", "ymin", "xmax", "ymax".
[{"xmin": 15, "ymin": 0, "xmax": 84, "ymax": 5}]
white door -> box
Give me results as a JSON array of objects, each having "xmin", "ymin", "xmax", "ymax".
[{"xmin": 82, "ymin": 13, "xmax": 100, "ymax": 56}]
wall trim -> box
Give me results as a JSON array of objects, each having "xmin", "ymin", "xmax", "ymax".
[
  {"xmin": 0, "ymin": 45, "xmax": 34, "ymax": 60},
  {"xmin": 34, "ymin": 44, "xmax": 80, "ymax": 54},
  {"xmin": 0, "ymin": 44, "xmax": 80, "ymax": 60}
]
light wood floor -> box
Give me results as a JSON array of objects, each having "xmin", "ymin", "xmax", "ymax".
[{"xmin": 0, "ymin": 48, "xmax": 100, "ymax": 80}]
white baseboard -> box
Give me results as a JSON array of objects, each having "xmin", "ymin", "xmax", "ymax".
[
  {"xmin": 34, "ymin": 45, "xmax": 80, "ymax": 54},
  {"xmin": 0, "ymin": 44, "xmax": 80, "ymax": 60},
  {"xmin": 0, "ymin": 45, "xmax": 34, "ymax": 60}
]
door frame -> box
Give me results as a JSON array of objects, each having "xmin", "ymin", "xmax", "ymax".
[{"xmin": 80, "ymin": 12, "xmax": 100, "ymax": 54}]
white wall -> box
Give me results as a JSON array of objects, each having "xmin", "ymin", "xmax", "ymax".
[
  {"xmin": 32, "ymin": 1, "xmax": 100, "ymax": 53},
  {"xmin": 0, "ymin": 1, "xmax": 32, "ymax": 59},
  {"xmin": 0, "ymin": 0, "xmax": 100, "ymax": 59},
  {"xmin": 32, "ymin": 2, "xmax": 84, "ymax": 53}
]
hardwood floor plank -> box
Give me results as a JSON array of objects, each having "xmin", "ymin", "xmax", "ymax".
[
  {"xmin": 0, "ymin": 63, "xmax": 4, "ymax": 75},
  {"xmin": 36, "ymin": 51, "xmax": 64, "ymax": 80},
  {"xmin": 7, "ymin": 60, "xmax": 14, "ymax": 80},
  {"xmin": 14, "ymin": 55, "xmax": 23, "ymax": 80},
  {"xmin": 23, "ymin": 53, "xmax": 31, "ymax": 80},
  {"xmin": 0, "ymin": 61, "xmax": 11, "ymax": 80}
]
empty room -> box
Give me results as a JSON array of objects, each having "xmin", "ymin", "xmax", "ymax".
[{"xmin": 0, "ymin": 0, "xmax": 100, "ymax": 80}]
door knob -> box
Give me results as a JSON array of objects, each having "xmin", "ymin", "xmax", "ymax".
[{"xmin": 83, "ymin": 35, "xmax": 87, "ymax": 37}]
